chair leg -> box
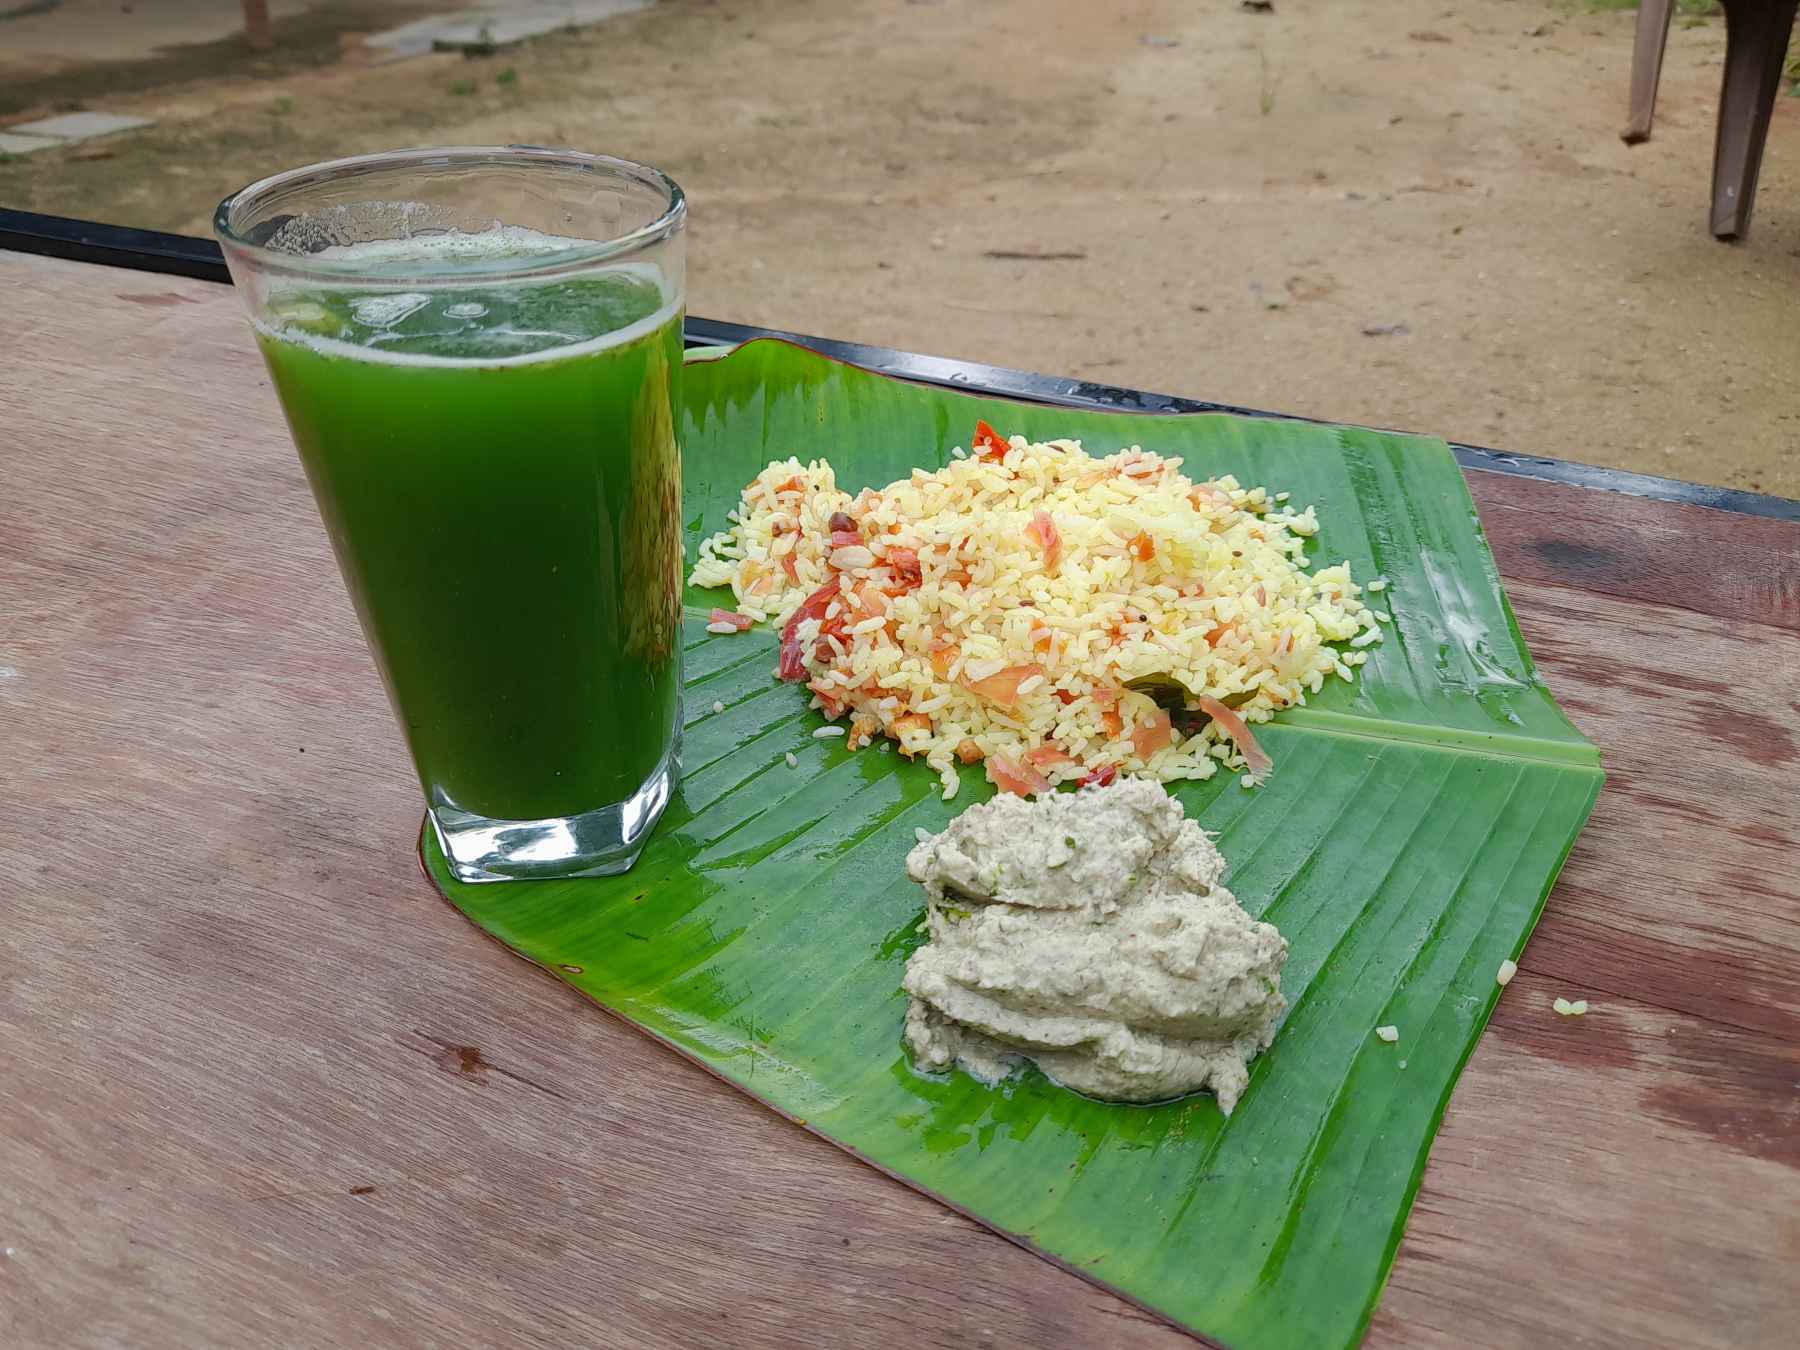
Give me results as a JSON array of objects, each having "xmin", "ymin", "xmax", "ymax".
[
  {"xmin": 1623, "ymin": 0, "xmax": 1677, "ymax": 143},
  {"xmin": 1711, "ymin": 0, "xmax": 1800, "ymax": 239}
]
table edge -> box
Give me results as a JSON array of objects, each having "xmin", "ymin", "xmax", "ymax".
[{"xmin": 6, "ymin": 207, "xmax": 1793, "ymax": 525}]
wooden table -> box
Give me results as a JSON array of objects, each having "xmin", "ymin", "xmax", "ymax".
[{"xmin": 3, "ymin": 246, "xmax": 1797, "ymax": 1350}]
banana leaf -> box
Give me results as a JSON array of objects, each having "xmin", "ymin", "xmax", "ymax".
[{"xmin": 421, "ymin": 339, "xmax": 1603, "ymax": 1348}]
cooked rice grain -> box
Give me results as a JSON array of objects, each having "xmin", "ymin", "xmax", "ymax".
[{"xmin": 689, "ymin": 436, "xmax": 1380, "ymax": 796}]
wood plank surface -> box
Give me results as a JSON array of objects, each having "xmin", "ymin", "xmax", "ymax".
[
  {"xmin": 1466, "ymin": 469, "xmax": 1800, "ymax": 636},
  {"xmin": 3, "ymin": 249, "xmax": 1797, "ymax": 1350}
]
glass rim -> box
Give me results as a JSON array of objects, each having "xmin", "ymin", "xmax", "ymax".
[{"xmin": 213, "ymin": 145, "xmax": 686, "ymax": 283}]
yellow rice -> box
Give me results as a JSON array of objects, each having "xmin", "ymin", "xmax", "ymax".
[{"xmin": 689, "ymin": 430, "xmax": 1380, "ymax": 798}]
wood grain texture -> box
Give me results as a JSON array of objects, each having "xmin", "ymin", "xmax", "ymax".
[
  {"xmin": 1466, "ymin": 470, "xmax": 1800, "ymax": 635},
  {"xmin": 2, "ymin": 250, "xmax": 1797, "ymax": 1350}
]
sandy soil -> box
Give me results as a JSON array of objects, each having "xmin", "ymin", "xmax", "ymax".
[{"xmin": 3, "ymin": 0, "xmax": 1796, "ymax": 497}]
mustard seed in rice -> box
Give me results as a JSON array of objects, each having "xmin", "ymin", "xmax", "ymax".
[{"xmin": 689, "ymin": 425, "xmax": 1381, "ymax": 798}]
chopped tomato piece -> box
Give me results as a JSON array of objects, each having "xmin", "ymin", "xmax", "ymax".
[
  {"xmin": 851, "ymin": 582, "xmax": 889, "ymax": 618},
  {"xmin": 887, "ymin": 546, "xmax": 923, "ymax": 590},
  {"xmin": 1131, "ymin": 709, "xmax": 1174, "ymax": 760},
  {"xmin": 987, "ymin": 755, "xmax": 1051, "ymax": 796},
  {"xmin": 806, "ymin": 678, "xmax": 845, "ymax": 719},
  {"xmin": 972, "ymin": 419, "xmax": 1011, "ymax": 461},
  {"xmin": 1079, "ymin": 764, "xmax": 1118, "ymax": 788},
  {"xmin": 827, "ymin": 511, "xmax": 856, "ymax": 533},
  {"xmin": 1093, "ymin": 686, "xmax": 1125, "ymax": 738},
  {"xmin": 1025, "ymin": 744, "xmax": 1076, "ymax": 771},
  {"xmin": 1205, "ymin": 623, "xmax": 1233, "ymax": 647},
  {"xmin": 1197, "ymin": 696, "xmax": 1274, "ymax": 779},
  {"xmin": 780, "ymin": 553, "xmax": 800, "ymax": 583},
  {"xmin": 707, "ymin": 608, "xmax": 755, "ymax": 631},
  {"xmin": 930, "ymin": 643, "xmax": 961, "ymax": 679},
  {"xmin": 778, "ymin": 581, "xmax": 840, "ymax": 681},
  {"xmin": 829, "ymin": 529, "xmax": 865, "ymax": 551},
  {"xmin": 892, "ymin": 713, "xmax": 933, "ymax": 756},
  {"xmin": 1128, "ymin": 532, "xmax": 1156, "ymax": 562},
  {"xmin": 955, "ymin": 738, "xmax": 985, "ymax": 764},
  {"xmin": 1054, "ymin": 688, "xmax": 1078, "ymax": 706},
  {"xmin": 964, "ymin": 663, "xmax": 1047, "ymax": 709},
  {"xmin": 1025, "ymin": 510, "xmax": 1063, "ymax": 573}
]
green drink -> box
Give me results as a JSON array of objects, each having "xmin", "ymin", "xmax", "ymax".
[
  {"xmin": 217, "ymin": 150, "xmax": 688, "ymax": 881},
  {"xmin": 261, "ymin": 265, "xmax": 683, "ymax": 817}
]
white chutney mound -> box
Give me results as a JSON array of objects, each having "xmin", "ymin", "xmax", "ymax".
[{"xmin": 901, "ymin": 777, "xmax": 1288, "ymax": 1113}]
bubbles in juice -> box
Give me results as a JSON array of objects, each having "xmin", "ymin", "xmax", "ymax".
[{"xmin": 263, "ymin": 228, "xmax": 671, "ymax": 362}]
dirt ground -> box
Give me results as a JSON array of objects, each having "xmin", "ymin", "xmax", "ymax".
[{"xmin": 3, "ymin": 0, "xmax": 1797, "ymax": 497}]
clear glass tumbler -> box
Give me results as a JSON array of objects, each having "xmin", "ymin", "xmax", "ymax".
[{"xmin": 215, "ymin": 147, "xmax": 686, "ymax": 882}]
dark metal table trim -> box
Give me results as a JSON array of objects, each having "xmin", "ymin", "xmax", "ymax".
[{"xmin": 6, "ymin": 207, "xmax": 1792, "ymax": 523}]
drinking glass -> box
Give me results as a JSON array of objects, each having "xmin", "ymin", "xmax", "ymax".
[{"xmin": 216, "ymin": 147, "xmax": 686, "ymax": 882}]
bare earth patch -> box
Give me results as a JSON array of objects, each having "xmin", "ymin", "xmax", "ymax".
[{"xmin": 2, "ymin": 0, "xmax": 1796, "ymax": 496}]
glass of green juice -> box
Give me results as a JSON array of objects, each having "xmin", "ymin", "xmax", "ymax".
[{"xmin": 215, "ymin": 147, "xmax": 686, "ymax": 882}]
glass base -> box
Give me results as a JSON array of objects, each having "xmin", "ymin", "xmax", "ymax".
[{"xmin": 428, "ymin": 739, "xmax": 678, "ymax": 884}]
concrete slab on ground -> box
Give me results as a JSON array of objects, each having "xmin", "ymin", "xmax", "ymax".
[
  {"xmin": 0, "ymin": 132, "xmax": 62, "ymax": 155},
  {"xmin": 8, "ymin": 111, "xmax": 156, "ymax": 141},
  {"xmin": 365, "ymin": 0, "xmax": 651, "ymax": 60}
]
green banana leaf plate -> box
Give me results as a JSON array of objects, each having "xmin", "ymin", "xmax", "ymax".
[{"xmin": 421, "ymin": 339, "xmax": 1603, "ymax": 1349}]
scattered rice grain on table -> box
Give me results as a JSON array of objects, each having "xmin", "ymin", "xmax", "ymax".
[{"xmin": 690, "ymin": 423, "xmax": 1381, "ymax": 797}]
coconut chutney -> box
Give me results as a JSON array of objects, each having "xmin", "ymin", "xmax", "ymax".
[{"xmin": 902, "ymin": 777, "xmax": 1288, "ymax": 1113}]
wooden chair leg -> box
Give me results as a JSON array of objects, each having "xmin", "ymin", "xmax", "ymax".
[
  {"xmin": 243, "ymin": 0, "xmax": 272, "ymax": 51},
  {"xmin": 1711, "ymin": 0, "xmax": 1800, "ymax": 239},
  {"xmin": 1623, "ymin": 0, "xmax": 1676, "ymax": 144}
]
